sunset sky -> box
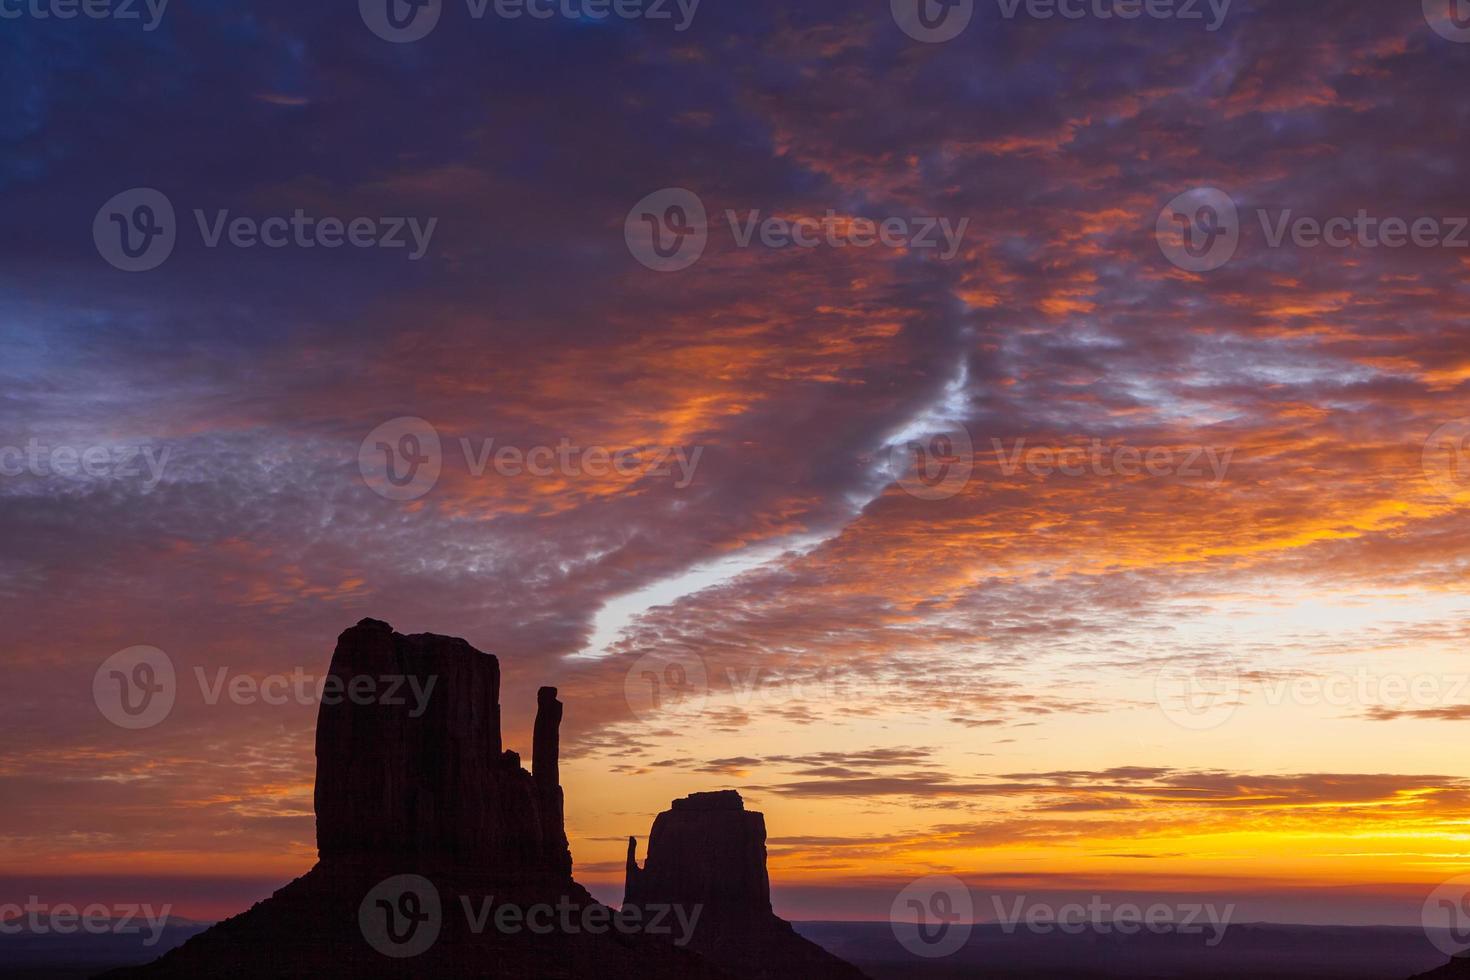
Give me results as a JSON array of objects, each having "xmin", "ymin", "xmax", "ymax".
[{"xmin": 4, "ymin": 0, "xmax": 1470, "ymax": 929}]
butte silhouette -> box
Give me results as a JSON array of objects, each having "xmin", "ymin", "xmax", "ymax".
[
  {"xmin": 626, "ymin": 790, "xmax": 868, "ymax": 980},
  {"xmin": 103, "ymin": 619, "xmax": 865, "ymax": 979}
]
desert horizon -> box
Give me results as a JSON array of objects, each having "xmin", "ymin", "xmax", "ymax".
[{"xmin": 6, "ymin": 0, "xmax": 1470, "ymax": 976}]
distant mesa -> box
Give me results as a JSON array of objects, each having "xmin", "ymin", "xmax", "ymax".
[
  {"xmin": 103, "ymin": 619, "xmax": 723, "ymax": 978},
  {"xmin": 625, "ymin": 791, "xmax": 770, "ymax": 916},
  {"xmin": 626, "ymin": 789, "xmax": 869, "ymax": 980}
]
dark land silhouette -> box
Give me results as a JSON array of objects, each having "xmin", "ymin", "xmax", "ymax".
[
  {"xmin": 1412, "ymin": 953, "xmax": 1470, "ymax": 979},
  {"xmin": 625, "ymin": 789, "xmax": 868, "ymax": 980},
  {"xmin": 98, "ymin": 619, "xmax": 744, "ymax": 978},
  {"xmin": 4, "ymin": 917, "xmax": 1460, "ymax": 979},
  {"xmin": 0, "ymin": 618, "xmax": 1446, "ymax": 979}
]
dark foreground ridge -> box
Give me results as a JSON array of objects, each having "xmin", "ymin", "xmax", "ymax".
[
  {"xmin": 626, "ymin": 789, "xmax": 869, "ymax": 980},
  {"xmin": 1412, "ymin": 953, "xmax": 1470, "ymax": 979},
  {"xmin": 101, "ymin": 619, "xmax": 724, "ymax": 979}
]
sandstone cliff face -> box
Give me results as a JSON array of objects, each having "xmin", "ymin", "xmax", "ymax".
[
  {"xmin": 625, "ymin": 790, "xmax": 868, "ymax": 980},
  {"xmin": 313, "ymin": 618, "xmax": 569, "ymax": 877}
]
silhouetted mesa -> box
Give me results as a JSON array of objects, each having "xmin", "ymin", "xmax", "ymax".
[
  {"xmin": 625, "ymin": 790, "xmax": 771, "ymax": 914},
  {"xmin": 104, "ymin": 620, "xmax": 725, "ymax": 979},
  {"xmin": 626, "ymin": 790, "xmax": 869, "ymax": 980},
  {"xmin": 314, "ymin": 619, "xmax": 569, "ymax": 876}
]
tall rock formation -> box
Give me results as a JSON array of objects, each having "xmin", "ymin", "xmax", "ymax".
[
  {"xmin": 310, "ymin": 620, "xmax": 573, "ymax": 878},
  {"xmin": 106, "ymin": 620, "xmax": 726, "ymax": 979},
  {"xmin": 313, "ymin": 619, "xmax": 561, "ymax": 875},
  {"xmin": 532, "ymin": 685, "xmax": 572, "ymax": 877},
  {"xmin": 625, "ymin": 790, "xmax": 868, "ymax": 980},
  {"xmin": 625, "ymin": 790, "xmax": 770, "ymax": 913}
]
